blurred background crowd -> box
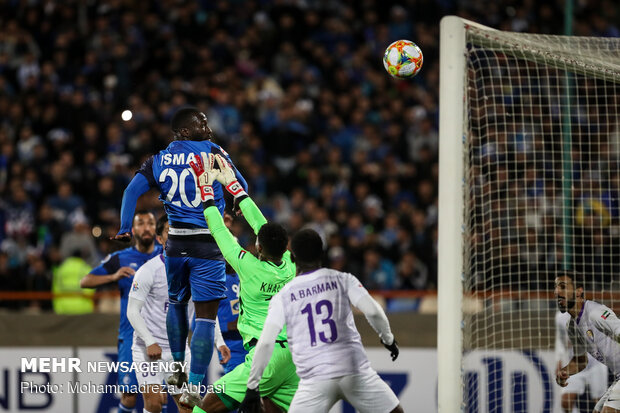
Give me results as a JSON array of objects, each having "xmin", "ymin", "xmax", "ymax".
[{"xmin": 0, "ymin": 0, "xmax": 618, "ymax": 311}]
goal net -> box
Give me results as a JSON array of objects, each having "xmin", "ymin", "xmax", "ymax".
[{"xmin": 438, "ymin": 16, "xmax": 620, "ymax": 412}]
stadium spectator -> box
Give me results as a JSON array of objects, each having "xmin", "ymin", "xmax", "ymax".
[
  {"xmin": 59, "ymin": 210, "xmax": 99, "ymax": 266},
  {"xmin": 52, "ymin": 249, "xmax": 94, "ymax": 315},
  {"xmin": 0, "ymin": 0, "xmax": 616, "ymax": 311},
  {"xmin": 25, "ymin": 254, "xmax": 51, "ymax": 310}
]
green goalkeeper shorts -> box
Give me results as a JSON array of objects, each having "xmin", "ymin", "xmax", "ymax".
[{"xmin": 215, "ymin": 342, "xmax": 299, "ymax": 411}]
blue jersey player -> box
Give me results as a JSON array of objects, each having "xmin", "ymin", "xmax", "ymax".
[
  {"xmin": 218, "ymin": 266, "xmax": 248, "ymax": 374},
  {"xmin": 114, "ymin": 107, "xmax": 248, "ymax": 405},
  {"xmin": 80, "ymin": 211, "xmax": 161, "ymax": 413}
]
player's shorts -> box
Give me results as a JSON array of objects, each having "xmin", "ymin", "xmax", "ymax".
[
  {"xmin": 117, "ymin": 338, "xmax": 138, "ymax": 390},
  {"xmin": 595, "ymin": 377, "xmax": 620, "ymax": 412},
  {"xmin": 288, "ymin": 370, "xmax": 400, "ymax": 413},
  {"xmin": 165, "ymin": 256, "xmax": 225, "ymax": 303},
  {"xmin": 165, "ymin": 234, "xmax": 227, "ymax": 303},
  {"xmin": 562, "ymin": 360, "xmax": 608, "ymax": 398},
  {"xmin": 132, "ymin": 344, "xmax": 190, "ymax": 395},
  {"xmin": 215, "ymin": 342, "xmax": 299, "ymax": 411}
]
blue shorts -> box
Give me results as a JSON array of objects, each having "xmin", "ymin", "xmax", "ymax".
[
  {"xmin": 117, "ymin": 338, "xmax": 138, "ymax": 389},
  {"xmin": 165, "ymin": 235, "xmax": 226, "ymax": 303}
]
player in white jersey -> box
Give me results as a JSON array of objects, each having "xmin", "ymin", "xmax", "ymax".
[
  {"xmin": 556, "ymin": 311, "xmax": 608, "ymax": 412},
  {"xmin": 127, "ymin": 215, "xmax": 230, "ymax": 413},
  {"xmin": 238, "ymin": 228, "xmax": 403, "ymax": 413},
  {"xmin": 555, "ymin": 271, "xmax": 620, "ymax": 413}
]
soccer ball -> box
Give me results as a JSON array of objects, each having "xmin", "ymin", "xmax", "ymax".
[{"xmin": 383, "ymin": 40, "xmax": 423, "ymax": 79}]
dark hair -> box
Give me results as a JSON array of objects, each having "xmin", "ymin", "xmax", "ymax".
[
  {"xmin": 557, "ymin": 270, "xmax": 585, "ymax": 290},
  {"xmin": 171, "ymin": 107, "xmax": 199, "ymax": 132},
  {"xmin": 134, "ymin": 210, "xmax": 152, "ymax": 219},
  {"xmin": 291, "ymin": 229, "xmax": 323, "ymax": 264},
  {"xmin": 156, "ymin": 214, "xmax": 168, "ymax": 236},
  {"xmin": 257, "ymin": 223, "xmax": 289, "ymax": 259}
]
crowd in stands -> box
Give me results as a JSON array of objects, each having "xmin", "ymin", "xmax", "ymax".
[{"xmin": 0, "ymin": 0, "xmax": 618, "ymax": 310}]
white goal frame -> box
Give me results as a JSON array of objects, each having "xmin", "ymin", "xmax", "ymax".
[
  {"xmin": 437, "ymin": 16, "xmax": 496, "ymax": 412},
  {"xmin": 438, "ymin": 15, "xmax": 620, "ymax": 412}
]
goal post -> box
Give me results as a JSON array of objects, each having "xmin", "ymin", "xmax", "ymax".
[
  {"xmin": 438, "ymin": 15, "xmax": 620, "ymax": 412},
  {"xmin": 437, "ymin": 15, "xmax": 468, "ymax": 413}
]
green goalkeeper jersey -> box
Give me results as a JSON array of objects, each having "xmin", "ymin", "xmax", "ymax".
[{"xmin": 203, "ymin": 197, "xmax": 295, "ymax": 346}]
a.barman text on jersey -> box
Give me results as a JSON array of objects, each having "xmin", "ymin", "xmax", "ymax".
[{"xmin": 269, "ymin": 269, "xmax": 373, "ymax": 380}]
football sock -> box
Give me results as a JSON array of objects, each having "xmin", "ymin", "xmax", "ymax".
[
  {"xmin": 166, "ymin": 300, "xmax": 189, "ymax": 362},
  {"xmin": 193, "ymin": 406, "xmax": 207, "ymax": 413},
  {"xmin": 188, "ymin": 318, "xmax": 216, "ymax": 387}
]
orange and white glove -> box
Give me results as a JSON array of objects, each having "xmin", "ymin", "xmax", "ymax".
[
  {"xmin": 189, "ymin": 153, "xmax": 217, "ymax": 202},
  {"xmin": 214, "ymin": 154, "xmax": 247, "ymax": 199}
]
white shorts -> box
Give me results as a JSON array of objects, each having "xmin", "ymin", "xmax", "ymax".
[
  {"xmin": 595, "ymin": 378, "xmax": 620, "ymax": 412},
  {"xmin": 563, "ymin": 361, "xmax": 608, "ymax": 398},
  {"xmin": 288, "ymin": 371, "xmax": 400, "ymax": 413},
  {"xmin": 131, "ymin": 345, "xmax": 190, "ymax": 395}
]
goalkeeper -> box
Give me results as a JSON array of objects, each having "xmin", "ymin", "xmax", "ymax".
[{"xmin": 188, "ymin": 153, "xmax": 299, "ymax": 412}]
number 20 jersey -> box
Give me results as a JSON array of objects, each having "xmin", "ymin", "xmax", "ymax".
[
  {"xmin": 267, "ymin": 268, "xmax": 373, "ymax": 381},
  {"xmin": 138, "ymin": 140, "xmax": 239, "ymax": 228}
]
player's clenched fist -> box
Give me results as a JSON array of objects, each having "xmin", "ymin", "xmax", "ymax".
[
  {"xmin": 382, "ymin": 338, "xmax": 400, "ymax": 361},
  {"xmin": 555, "ymin": 367, "xmax": 569, "ymax": 387},
  {"xmin": 112, "ymin": 266, "xmax": 135, "ymax": 281},
  {"xmin": 147, "ymin": 343, "xmax": 162, "ymax": 360}
]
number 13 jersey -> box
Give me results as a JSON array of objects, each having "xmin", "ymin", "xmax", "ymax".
[{"xmin": 266, "ymin": 268, "xmax": 373, "ymax": 381}]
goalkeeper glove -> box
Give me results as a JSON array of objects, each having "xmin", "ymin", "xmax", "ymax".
[
  {"xmin": 189, "ymin": 153, "xmax": 217, "ymax": 202},
  {"xmin": 238, "ymin": 387, "xmax": 262, "ymax": 413},
  {"xmin": 214, "ymin": 154, "xmax": 247, "ymax": 199},
  {"xmin": 382, "ymin": 338, "xmax": 399, "ymax": 361}
]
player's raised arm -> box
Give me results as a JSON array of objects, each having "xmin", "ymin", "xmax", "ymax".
[
  {"xmin": 212, "ymin": 144, "xmax": 249, "ymax": 195},
  {"xmin": 189, "ymin": 153, "xmax": 256, "ymax": 275},
  {"xmin": 345, "ymin": 272, "xmax": 399, "ymax": 361},
  {"xmin": 116, "ymin": 157, "xmax": 157, "ymax": 241},
  {"xmin": 213, "ymin": 154, "xmax": 267, "ymax": 234}
]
